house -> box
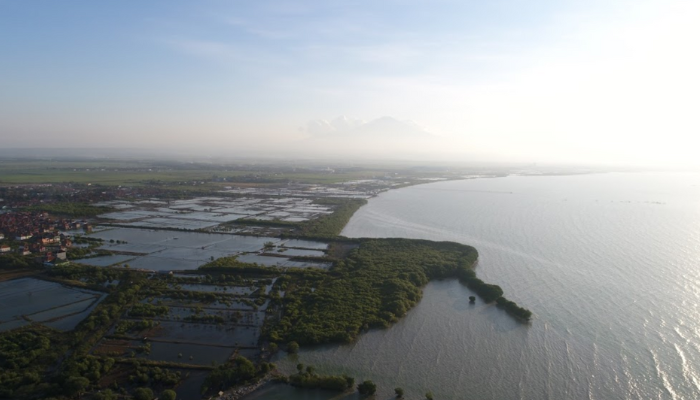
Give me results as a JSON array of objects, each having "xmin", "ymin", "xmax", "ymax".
[
  {"xmin": 0, "ymin": 233, "xmax": 4, "ymax": 240},
  {"xmin": 0, "ymin": 245, "xmax": 10, "ymax": 253},
  {"xmin": 16, "ymin": 234, "xmax": 32, "ymax": 240},
  {"xmin": 55, "ymin": 251, "xmax": 67, "ymax": 261}
]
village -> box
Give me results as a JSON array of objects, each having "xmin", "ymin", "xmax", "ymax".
[{"xmin": 0, "ymin": 211, "xmax": 92, "ymax": 266}]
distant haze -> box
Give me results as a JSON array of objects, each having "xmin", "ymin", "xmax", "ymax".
[{"xmin": 0, "ymin": 1, "xmax": 698, "ymax": 168}]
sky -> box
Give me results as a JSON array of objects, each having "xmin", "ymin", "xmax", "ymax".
[{"xmin": 0, "ymin": 0, "xmax": 698, "ymax": 167}]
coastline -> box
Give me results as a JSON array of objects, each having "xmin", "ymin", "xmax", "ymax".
[
  {"xmin": 236, "ymin": 178, "xmax": 532, "ymax": 399},
  {"xmin": 214, "ymin": 373, "xmax": 276, "ymax": 400}
]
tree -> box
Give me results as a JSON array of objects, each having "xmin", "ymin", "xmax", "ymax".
[
  {"xmin": 395, "ymin": 387, "xmax": 404, "ymax": 397},
  {"xmin": 64, "ymin": 376, "xmax": 90, "ymax": 398},
  {"xmin": 133, "ymin": 387, "xmax": 154, "ymax": 400},
  {"xmin": 296, "ymin": 363, "xmax": 304, "ymax": 373},
  {"xmin": 94, "ymin": 389, "xmax": 118, "ymax": 400},
  {"xmin": 287, "ymin": 341, "xmax": 299, "ymax": 353},
  {"xmin": 344, "ymin": 375, "xmax": 355, "ymax": 388},
  {"xmin": 426, "ymin": 391, "xmax": 434, "ymax": 400},
  {"xmin": 358, "ymin": 380, "xmax": 377, "ymax": 396},
  {"xmin": 160, "ymin": 389, "xmax": 177, "ymax": 400}
]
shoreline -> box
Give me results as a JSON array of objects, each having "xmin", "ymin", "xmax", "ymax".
[{"xmin": 213, "ymin": 373, "xmax": 276, "ymax": 400}]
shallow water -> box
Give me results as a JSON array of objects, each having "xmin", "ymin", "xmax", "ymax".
[
  {"xmin": 262, "ymin": 172, "xmax": 700, "ymax": 400},
  {"xmin": 0, "ymin": 278, "xmax": 105, "ymax": 332},
  {"xmin": 139, "ymin": 341, "xmax": 233, "ymax": 365},
  {"xmin": 73, "ymin": 254, "xmax": 135, "ymax": 267}
]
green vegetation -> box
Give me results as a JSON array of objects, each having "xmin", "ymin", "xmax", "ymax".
[
  {"xmin": 133, "ymin": 387, "xmax": 155, "ymax": 400},
  {"xmin": 0, "ymin": 327, "xmax": 61, "ymax": 398},
  {"xmin": 199, "ymin": 256, "xmax": 282, "ymax": 275},
  {"xmin": 48, "ymin": 264, "xmax": 120, "ymax": 283},
  {"xmin": 458, "ymin": 268, "xmax": 504, "ymax": 303},
  {"xmin": 57, "ymin": 355, "xmax": 116, "ymax": 392},
  {"xmin": 25, "ymin": 202, "xmax": 111, "ymax": 217},
  {"xmin": 287, "ymin": 341, "xmax": 299, "ymax": 353},
  {"xmin": 129, "ymin": 363, "xmax": 182, "ymax": 386},
  {"xmin": 358, "ymin": 380, "xmax": 377, "ymax": 396},
  {"xmin": 129, "ymin": 303, "xmax": 169, "ymax": 318},
  {"xmin": 229, "ymin": 198, "xmax": 366, "ymax": 238},
  {"xmin": 268, "ymin": 238, "xmax": 530, "ymax": 345},
  {"xmin": 0, "ymin": 269, "xmax": 147, "ymax": 399},
  {"xmin": 0, "ymin": 161, "xmax": 532, "ymax": 399},
  {"xmin": 285, "ymin": 365, "xmax": 354, "ymax": 391},
  {"xmin": 0, "ymin": 253, "xmax": 37, "ymax": 269},
  {"xmin": 269, "ymin": 239, "xmax": 473, "ymax": 344},
  {"xmin": 0, "ymin": 159, "xmax": 394, "ymax": 186},
  {"xmin": 231, "ymin": 218, "xmax": 301, "ymax": 229},
  {"xmin": 496, "ymin": 296, "xmax": 533, "ymax": 321},
  {"xmin": 114, "ymin": 319, "xmax": 158, "ymax": 335},
  {"xmin": 161, "ymin": 389, "xmax": 177, "ymax": 400},
  {"xmin": 201, "ymin": 356, "xmax": 257, "ymax": 393},
  {"xmin": 298, "ymin": 198, "xmax": 367, "ymax": 238}
]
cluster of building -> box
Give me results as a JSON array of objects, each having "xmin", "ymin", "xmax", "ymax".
[
  {"xmin": 0, "ymin": 211, "xmax": 91, "ymax": 265},
  {"xmin": 0, "ymin": 183, "xmax": 117, "ymax": 209}
]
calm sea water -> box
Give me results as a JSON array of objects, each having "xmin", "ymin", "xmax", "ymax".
[{"xmin": 248, "ymin": 172, "xmax": 700, "ymax": 400}]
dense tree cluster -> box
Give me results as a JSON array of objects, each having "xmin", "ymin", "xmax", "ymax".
[
  {"xmin": 284, "ymin": 365, "xmax": 354, "ymax": 391},
  {"xmin": 357, "ymin": 380, "xmax": 377, "ymax": 396},
  {"xmin": 0, "ymin": 328, "xmax": 58, "ymax": 398},
  {"xmin": 114, "ymin": 319, "xmax": 158, "ymax": 335},
  {"xmin": 457, "ymin": 268, "xmax": 504, "ymax": 303},
  {"xmin": 0, "ymin": 253, "xmax": 37, "ymax": 269},
  {"xmin": 25, "ymin": 202, "xmax": 112, "ymax": 217},
  {"xmin": 49, "ymin": 265, "xmax": 122, "ymax": 288},
  {"xmin": 201, "ymin": 356, "xmax": 257, "ymax": 393},
  {"xmin": 57, "ymin": 355, "xmax": 115, "ymax": 390},
  {"xmin": 200, "ymin": 257, "xmax": 282, "ymax": 275},
  {"xmin": 269, "ymin": 239, "xmax": 477, "ymax": 344},
  {"xmin": 129, "ymin": 303, "xmax": 169, "ymax": 318},
  {"xmin": 129, "ymin": 362, "xmax": 182, "ymax": 386},
  {"xmin": 268, "ymin": 238, "xmax": 530, "ymax": 345},
  {"xmin": 298, "ymin": 198, "xmax": 367, "ymax": 238},
  {"xmin": 496, "ymin": 297, "xmax": 533, "ymax": 320}
]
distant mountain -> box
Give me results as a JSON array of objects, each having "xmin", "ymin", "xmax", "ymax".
[
  {"xmin": 306, "ymin": 116, "xmax": 433, "ymax": 138},
  {"xmin": 293, "ymin": 116, "xmax": 442, "ymax": 159}
]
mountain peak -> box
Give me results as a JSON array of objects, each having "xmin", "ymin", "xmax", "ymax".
[{"xmin": 306, "ymin": 116, "xmax": 432, "ymax": 138}]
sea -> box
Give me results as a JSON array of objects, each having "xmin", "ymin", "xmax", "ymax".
[{"xmin": 245, "ymin": 172, "xmax": 700, "ymax": 400}]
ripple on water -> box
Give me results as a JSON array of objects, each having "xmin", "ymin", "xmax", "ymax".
[{"xmin": 253, "ymin": 173, "xmax": 700, "ymax": 400}]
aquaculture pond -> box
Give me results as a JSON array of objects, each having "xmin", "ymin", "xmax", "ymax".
[
  {"xmin": 97, "ymin": 196, "xmax": 334, "ymax": 229},
  {"xmin": 73, "ymin": 254, "xmax": 135, "ymax": 267},
  {"xmin": 87, "ymin": 228, "xmax": 329, "ymax": 271},
  {"xmin": 174, "ymin": 284, "xmax": 255, "ymax": 295},
  {"xmin": 0, "ymin": 277, "xmax": 105, "ymax": 332},
  {"xmin": 138, "ymin": 341, "xmax": 233, "ymax": 366}
]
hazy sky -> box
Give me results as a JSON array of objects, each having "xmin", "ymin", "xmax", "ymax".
[{"xmin": 1, "ymin": 0, "xmax": 698, "ymax": 166}]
